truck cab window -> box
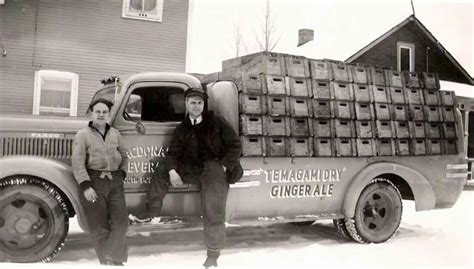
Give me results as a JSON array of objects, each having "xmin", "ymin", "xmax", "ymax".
[{"xmin": 124, "ymin": 86, "xmax": 185, "ymax": 122}]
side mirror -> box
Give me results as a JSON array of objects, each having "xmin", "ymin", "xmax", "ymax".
[{"xmin": 119, "ymin": 121, "xmax": 146, "ymax": 134}]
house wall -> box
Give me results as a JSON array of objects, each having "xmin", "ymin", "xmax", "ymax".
[
  {"xmin": 350, "ymin": 22, "xmax": 470, "ymax": 85},
  {"xmin": 0, "ymin": 0, "xmax": 189, "ymax": 116}
]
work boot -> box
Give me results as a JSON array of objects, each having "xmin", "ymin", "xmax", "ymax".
[{"xmin": 203, "ymin": 249, "xmax": 220, "ymax": 268}]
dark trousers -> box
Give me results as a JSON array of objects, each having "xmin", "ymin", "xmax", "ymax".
[
  {"xmin": 147, "ymin": 160, "xmax": 229, "ymax": 250},
  {"xmin": 83, "ymin": 170, "xmax": 128, "ymax": 263}
]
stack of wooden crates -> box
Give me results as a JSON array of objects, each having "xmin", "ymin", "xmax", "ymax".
[{"xmin": 219, "ymin": 52, "xmax": 458, "ymax": 157}]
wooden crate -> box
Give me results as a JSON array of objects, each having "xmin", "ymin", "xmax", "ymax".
[
  {"xmin": 394, "ymin": 121, "xmax": 410, "ymax": 138},
  {"xmin": 442, "ymin": 122, "xmax": 456, "ymax": 138},
  {"xmin": 314, "ymin": 138, "xmax": 334, "ymax": 156},
  {"xmin": 409, "ymin": 121, "xmax": 426, "ymax": 138},
  {"xmin": 241, "ymin": 136, "xmax": 265, "ymax": 156},
  {"xmin": 376, "ymin": 120, "xmax": 394, "ymax": 138},
  {"xmin": 389, "ymin": 87, "xmax": 406, "ymax": 104},
  {"xmin": 349, "ymin": 65, "xmax": 369, "ymax": 84},
  {"xmin": 385, "ymin": 70, "xmax": 404, "ymax": 88},
  {"xmin": 421, "ymin": 72, "xmax": 440, "ymax": 89},
  {"xmin": 374, "ymin": 103, "xmax": 391, "ymax": 120},
  {"xmin": 371, "ymin": 85, "xmax": 390, "ymax": 103},
  {"xmin": 239, "ymin": 94, "xmax": 267, "ymax": 115},
  {"xmin": 411, "ymin": 139, "xmax": 426, "ymax": 155},
  {"xmin": 409, "ymin": 104, "xmax": 425, "ymax": 121},
  {"xmin": 312, "ymin": 119, "xmax": 334, "ymax": 138},
  {"xmin": 334, "ymin": 119, "xmax": 355, "ymax": 138},
  {"xmin": 356, "ymin": 139, "xmax": 376, "ymax": 156},
  {"xmin": 289, "ymin": 137, "xmax": 313, "ymax": 156},
  {"xmin": 367, "ymin": 67, "xmax": 386, "ymax": 86},
  {"xmin": 406, "ymin": 88, "xmax": 423, "ymax": 105},
  {"xmin": 240, "ymin": 115, "xmax": 263, "ymax": 135},
  {"xmin": 222, "ymin": 51, "xmax": 286, "ymax": 75},
  {"xmin": 290, "ymin": 117, "xmax": 312, "ymax": 136},
  {"xmin": 441, "ymin": 106, "xmax": 455, "ymax": 122},
  {"xmin": 439, "ymin": 90, "xmax": 456, "ymax": 106},
  {"xmin": 356, "ymin": 120, "xmax": 375, "ymax": 138},
  {"xmin": 353, "ymin": 84, "xmax": 372, "ymax": 102},
  {"xmin": 312, "ymin": 80, "xmax": 333, "ymax": 100},
  {"xmin": 403, "ymin": 71, "xmax": 421, "ymax": 88},
  {"xmin": 354, "ymin": 102, "xmax": 374, "ymax": 120},
  {"xmin": 312, "ymin": 100, "xmax": 333, "ymax": 118},
  {"xmin": 286, "ymin": 77, "xmax": 311, "ymax": 97},
  {"xmin": 335, "ymin": 138, "xmax": 357, "ymax": 157},
  {"xmin": 426, "ymin": 122, "xmax": 442, "ymax": 138},
  {"xmin": 330, "ymin": 61, "xmax": 351, "ymax": 82},
  {"xmin": 334, "ymin": 101, "xmax": 355, "ymax": 119},
  {"xmin": 424, "ymin": 106, "xmax": 442, "ymax": 122},
  {"xmin": 332, "ymin": 82, "xmax": 354, "ymax": 101},
  {"xmin": 263, "ymin": 116, "xmax": 290, "ymax": 136},
  {"xmin": 395, "ymin": 139, "xmax": 411, "ymax": 155},
  {"xmin": 289, "ymin": 97, "xmax": 313, "ymax": 117},
  {"xmin": 265, "ymin": 136, "xmax": 289, "ymax": 156},
  {"xmin": 285, "ymin": 56, "xmax": 310, "ymax": 77},
  {"xmin": 376, "ymin": 139, "xmax": 396, "ymax": 156},
  {"xmin": 264, "ymin": 75, "xmax": 287, "ymax": 95},
  {"xmin": 392, "ymin": 104, "xmax": 409, "ymax": 121},
  {"xmin": 423, "ymin": 90, "xmax": 440, "ymax": 106},
  {"xmin": 309, "ymin": 59, "xmax": 331, "ymax": 81},
  {"xmin": 267, "ymin": 96, "xmax": 290, "ymax": 116}
]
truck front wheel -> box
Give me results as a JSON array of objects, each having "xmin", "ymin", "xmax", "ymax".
[
  {"xmin": 345, "ymin": 178, "xmax": 402, "ymax": 243},
  {"xmin": 0, "ymin": 177, "xmax": 69, "ymax": 262}
]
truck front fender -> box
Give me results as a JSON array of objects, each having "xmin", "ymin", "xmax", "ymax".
[
  {"xmin": 0, "ymin": 156, "xmax": 88, "ymax": 232},
  {"xmin": 342, "ymin": 162, "xmax": 436, "ymax": 218}
]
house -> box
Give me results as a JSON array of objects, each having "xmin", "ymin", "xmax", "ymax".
[
  {"xmin": 0, "ymin": 0, "xmax": 190, "ymax": 117},
  {"xmin": 345, "ymin": 15, "xmax": 473, "ymax": 86},
  {"xmin": 346, "ymin": 14, "xmax": 474, "ymax": 179}
]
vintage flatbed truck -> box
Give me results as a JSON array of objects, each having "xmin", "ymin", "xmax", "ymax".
[{"xmin": 0, "ymin": 59, "xmax": 468, "ymax": 262}]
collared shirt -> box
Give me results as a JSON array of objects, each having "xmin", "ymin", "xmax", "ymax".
[
  {"xmin": 189, "ymin": 115, "xmax": 203, "ymax": 125},
  {"xmin": 72, "ymin": 121, "xmax": 128, "ymax": 185}
]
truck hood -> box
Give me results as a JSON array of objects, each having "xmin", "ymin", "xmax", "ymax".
[{"xmin": 0, "ymin": 114, "xmax": 89, "ymax": 134}]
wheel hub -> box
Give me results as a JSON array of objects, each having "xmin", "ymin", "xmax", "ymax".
[{"xmin": 14, "ymin": 217, "xmax": 33, "ymax": 234}]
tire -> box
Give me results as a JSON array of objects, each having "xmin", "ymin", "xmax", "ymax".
[
  {"xmin": 345, "ymin": 178, "xmax": 402, "ymax": 244},
  {"xmin": 0, "ymin": 176, "xmax": 69, "ymax": 262},
  {"xmin": 333, "ymin": 218, "xmax": 352, "ymax": 241}
]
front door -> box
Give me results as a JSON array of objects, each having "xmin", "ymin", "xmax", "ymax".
[{"xmin": 113, "ymin": 81, "xmax": 202, "ymax": 216}]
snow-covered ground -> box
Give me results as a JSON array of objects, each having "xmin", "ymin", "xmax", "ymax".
[{"xmin": 2, "ymin": 191, "xmax": 473, "ymax": 269}]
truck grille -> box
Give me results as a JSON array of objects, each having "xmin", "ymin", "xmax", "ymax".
[{"xmin": 1, "ymin": 137, "xmax": 73, "ymax": 158}]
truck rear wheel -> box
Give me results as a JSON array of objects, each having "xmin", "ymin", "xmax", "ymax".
[
  {"xmin": 345, "ymin": 178, "xmax": 402, "ymax": 243},
  {"xmin": 0, "ymin": 177, "xmax": 69, "ymax": 262}
]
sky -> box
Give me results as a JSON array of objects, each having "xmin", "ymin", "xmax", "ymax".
[{"xmin": 186, "ymin": 0, "xmax": 473, "ymax": 80}]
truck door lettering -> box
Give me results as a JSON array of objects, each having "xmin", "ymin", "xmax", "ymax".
[
  {"xmin": 126, "ymin": 146, "xmax": 168, "ymax": 159},
  {"xmin": 262, "ymin": 168, "xmax": 344, "ymax": 199}
]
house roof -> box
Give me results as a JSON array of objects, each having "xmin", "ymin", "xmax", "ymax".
[{"xmin": 345, "ymin": 15, "xmax": 473, "ymax": 85}]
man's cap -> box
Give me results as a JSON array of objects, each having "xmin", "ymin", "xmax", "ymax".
[{"xmin": 185, "ymin": 88, "xmax": 208, "ymax": 99}]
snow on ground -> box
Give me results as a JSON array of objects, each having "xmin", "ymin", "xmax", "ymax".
[{"xmin": 2, "ymin": 191, "xmax": 473, "ymax": 269}]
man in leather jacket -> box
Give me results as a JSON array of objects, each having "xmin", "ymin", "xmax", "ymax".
[{"xmin": 134, "ymin": 87, "xmax": 241, "ymax": 268}]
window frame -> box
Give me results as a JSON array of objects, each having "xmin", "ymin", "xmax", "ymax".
[
  {"xmin": 397, "ymin": 42, "xmax": 415, "ymax": 72},
  {"xmin": 122, "ymin": 0, "xmax": 164, "ymax": 22},
  {"xmin": 33, "ymin": 70, "xmax": 79, "ymax": 117}
]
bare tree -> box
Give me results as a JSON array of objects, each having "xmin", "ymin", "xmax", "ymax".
[
  {"xmin": 256, "ymin": 0, "xmax": 281, "ymax": 52},
  {"xmin": 233, "ymin": 21, "xmax": 243, "ymax": 57}
]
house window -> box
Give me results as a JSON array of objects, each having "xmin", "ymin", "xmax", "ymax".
[
  {"xmin": 122, "ymin": 0, "xmax": 164, "ymax": 22},
  {"xmin": 33, "ymin": 70, "xmax": 78, "ymax": 117},
  {"xmin": 124, "ymin": 86, "xmax": 185, "ymax": 122},
  {"xmin": 397, "ymin": 42, "xmax": 415, "ymax": 72}
]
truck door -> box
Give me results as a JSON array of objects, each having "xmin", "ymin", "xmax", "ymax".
[{"xmin": 113, "ymin": 81, "xmax": 201, "ymax": 217}]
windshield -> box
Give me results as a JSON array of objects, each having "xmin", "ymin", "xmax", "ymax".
[{"xmin": 87, "ymin": 84, "xmax": 122, "ymax": 114}]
